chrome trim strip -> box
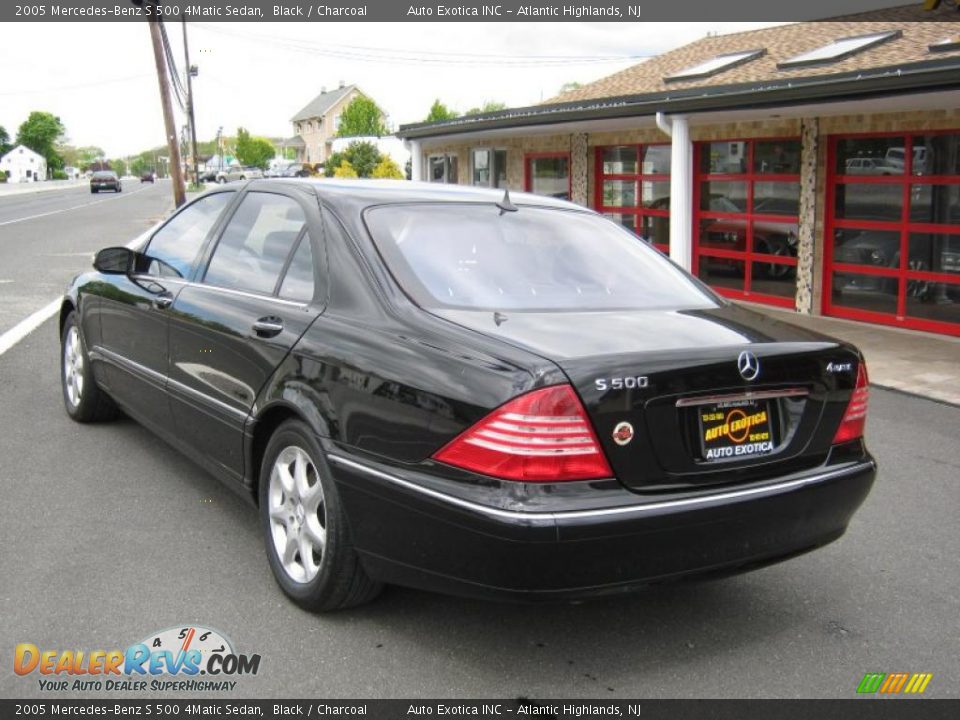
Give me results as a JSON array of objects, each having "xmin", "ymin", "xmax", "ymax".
[
  {"xmin": 93, "ymin": 346, "xmax": 165, "ymax": 386},
  {"xmin": 129, "ymin": 275, "xmax": 308, "ymax": 309},
  {"xmin": 675, "ymin": 388, "xmax": 809, "ymax": 407},
  {"xmin": 167, "ymin": 376, "xmax": 249, "ymax": 422},
  {"xmin": 327, "ymin": 454, "xmax": 874, "ymax": 523},
  {"xmin": 92, "ymin": 345, "xmax": 248, "ymax": 422}
]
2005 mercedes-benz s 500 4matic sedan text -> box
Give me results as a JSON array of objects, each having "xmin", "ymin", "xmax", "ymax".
[{"xmin": 59, "ymin": 179, "xmax": 876, "ymax": 611}]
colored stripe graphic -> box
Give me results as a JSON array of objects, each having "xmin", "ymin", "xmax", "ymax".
[{"xmin": 857, "ymin": 672, "xmax": 933, "ymax": 694}]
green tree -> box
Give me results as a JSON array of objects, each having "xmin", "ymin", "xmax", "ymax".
[
  {"xmin": 323, "ymin": 141, "xmax": 382, "ymax": 178},
  {"xmin": 77, "ymin": 146, "xmax": 106, "ymax": 170},
  {"xmin": 16, "ymin": 111, "xmax": 67, "ymax": 171},
  {"xmin": 464, "ymin": 101, "xmax": 506, "ymax": 116},
  {"xmin": 333, "ymin": 160, "xmax": 358, "ymax": 178},
  {"xmin": 0, "ymin": 126, "xmax": 10, "ymax": 157},
  {"xmin": 558, "ymin": 81, "xmax": 582, "ymax": 95},
  {"xmin": 425, "ymin": 99, "xmax": 459, "ymax": 123},
  {"xmin": 336, "ymin": 96, "xmax": 388, "ymax": 138},
  {"xmin": 110, "ymin": 158, "xmax": 127, "ymax": 177},
  {"xmin": 371, "ymin": 156, "xmax": 404, "ymax": 180},
  {"xmin": 235, "ymin": 127, "xmax": 276, "ymax": 169}
]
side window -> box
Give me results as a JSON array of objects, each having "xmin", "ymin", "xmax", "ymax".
[
  {"xmin": 278, "ymin": 235, "xmax": 315, "ymax": 303},
  {"xmin": 203, "ymin": 192, "xmax": 305, "ymax": 295},
  {"xmin": 146, "ymin": 192, "xmax": 233, "ymax": 277}
]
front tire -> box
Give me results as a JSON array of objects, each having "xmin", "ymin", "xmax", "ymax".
[
  {"xmin": 61, "ymin": 311, "xmax": 116, "ymax": 422},
  {"xmin": 259, "ymin": 420, "xmax": 382, "ymax": 611}
]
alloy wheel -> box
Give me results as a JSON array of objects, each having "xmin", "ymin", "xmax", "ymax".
[
  {"xmin": 63, "ymin": 325, "xmax": 85, "ymax": 408},
  {"xmin": 267, "ymin": 446, "xmax": 327, "ymax": 584}
]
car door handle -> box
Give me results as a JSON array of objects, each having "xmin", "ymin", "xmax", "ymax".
[
  {"xmin": 253, "ymin": 317, "xmax": 284, "ymax": 338},
  {"xmin": 152, "ymin": 292, "xmax": 174, "ymax": 310}
]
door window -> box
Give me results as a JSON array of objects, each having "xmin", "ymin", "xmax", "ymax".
[
  {"xmin": 146, "ymin": 191, "xmax": 234, "ymax": 277},
  {"xmin": 204, "ymin": 192, "xmax": 306, "ymax": 296},
  {"xmin": 278, "ymin": 235, "xmax": 315, "ymax": 303}
]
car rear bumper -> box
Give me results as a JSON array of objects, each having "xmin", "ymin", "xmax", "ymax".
[{"xmin": 328, "ymin": 450, "xmax": 875, "ymax": 602}]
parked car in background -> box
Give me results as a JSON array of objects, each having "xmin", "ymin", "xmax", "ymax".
[
  {"xmin": 90, "ymin": 171, "xmax": 121, "ymax": 193},
  {"xmin": 242, "ymin": 166, "xmax": 264, "ymax": 179},
  {"xmin": 59, "ymin": 179, "xmax": 876, "ymax": 611},
  {"xmin": 216, "ymin": 166, "xmax": 247, "ymax": 184},
  {"xmin": 279, "ymin": 163, "xmax": 311, "ymax": 178},
  {"xmin": 844, "ymin": 157, "xmax": 898, "ymax": 175}
]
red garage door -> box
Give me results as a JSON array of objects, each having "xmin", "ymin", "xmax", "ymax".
[
  {"xmin": 825, "ymin": 132, "xmax": 960, "ymax": 337},
  {"xmin": 693, "ymin": 138, "xmax": 802, "ymax": 308}
]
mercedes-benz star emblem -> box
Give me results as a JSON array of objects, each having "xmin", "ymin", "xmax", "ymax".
[{"xmin": 737, "ymin": 351, "xmax": 760, "ymax": 381}]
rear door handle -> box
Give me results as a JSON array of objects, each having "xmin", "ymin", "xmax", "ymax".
[
  {"xmin": 152, "ymin": 292, "xmax": 174, "ymax": 310},
  {"xmin": 253, "ymin": 317, "xmax": 284, "ymax": 338}
]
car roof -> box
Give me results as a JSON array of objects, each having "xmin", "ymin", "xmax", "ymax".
[{"xmin": 244, "ymin": 178, "xmax": 586, "ymax": 211}]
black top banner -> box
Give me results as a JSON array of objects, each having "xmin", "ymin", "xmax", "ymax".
[
  {"xmin": 3, "ymin": 699, "xmax": 960, "ymax": 720},
  {"xmin": 4, "ymin": 0, "xmax": 960, "ymax": 22}
]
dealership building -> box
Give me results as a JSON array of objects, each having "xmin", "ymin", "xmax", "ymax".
[{"xmin": 398, "ymin": 5, "xmax": 960, "ymax": 337}]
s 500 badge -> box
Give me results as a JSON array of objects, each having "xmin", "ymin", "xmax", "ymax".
[{"xmin": 595, "ymin": 376, "xmax": 649, "ymax": 391}]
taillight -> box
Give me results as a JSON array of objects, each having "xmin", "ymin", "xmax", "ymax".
[
  {"xmin": 832, "ymin": 362, "xmax": 869, "ymax": 444},
  {"xmin": 432, "ymin": 384, "xmax": 612, "ymax": 482}
]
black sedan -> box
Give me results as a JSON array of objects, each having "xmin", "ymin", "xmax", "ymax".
[
  {"xmin": 90, "ymin": 170, "xmax": 121, "ymax": 193},
  {"xmin": 59, "ymin": 180, "xmax": 876, "ymax": 611}
]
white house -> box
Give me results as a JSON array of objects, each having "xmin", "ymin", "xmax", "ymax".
[{"xmin": 1, "ymin": 145, "xmax": 47, "ymax": 183}]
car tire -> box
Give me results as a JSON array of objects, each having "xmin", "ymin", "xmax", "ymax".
[
  {"xmin": 259, "ymin": 420, "xmax": 382, "ymax": 612},
  {"xmin": 61, "ymin": 311, "xmax": 117, "ymax": 423},
  {"xmin": 91, "ymin": 188, "xmax": 97, "ymax": 194}
]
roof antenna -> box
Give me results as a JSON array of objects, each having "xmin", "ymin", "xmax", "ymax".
[{"xmin": 496, "ymin": 188, "xmax": 518, "ymax": 215}]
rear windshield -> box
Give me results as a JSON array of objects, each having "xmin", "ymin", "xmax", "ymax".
[
  {"xmin": 364, "ymin": 203, "xmax": 718, "ymax": 312},
  {"xmin": 93, "ymin": 171, "xmax": 117, "ymax": 178}
]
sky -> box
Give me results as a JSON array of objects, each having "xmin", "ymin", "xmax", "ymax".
[{"xmin": 0, "ymin": 21, "xmax": 795, "ymax": 157}]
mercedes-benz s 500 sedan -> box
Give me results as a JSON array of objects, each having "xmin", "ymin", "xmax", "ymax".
[{"xmin": 59, "ymin": 180, "xmax": 876, "ymax": 611}]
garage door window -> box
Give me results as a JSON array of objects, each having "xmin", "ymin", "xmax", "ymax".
[
  {"xmin": 825, "ymin": 132, "xmax": 960, "ymax": 336},
  {"xmin": 694, "ymin": 138, "xmax": 802, "ymax": 308},
  {"xmin": 595, "ymin": 144, "xmax": 671, "ymax": 253}
]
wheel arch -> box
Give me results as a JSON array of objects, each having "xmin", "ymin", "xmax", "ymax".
[
  {"xmin": 246, "ymin": 400, "xmax": 326, "ymax": 504},
  {"xmin": 59, "ymin": 297, "xmax": 77, "ymax": 338}
]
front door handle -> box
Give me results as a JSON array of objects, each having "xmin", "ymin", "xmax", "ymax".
[
  {"xmin": 253, "ymin": 316, "xmax": 284, "ymax": 338},
  {"xmin": 152, "ymin": 292, "xmax": 174, "ymax": 310}
]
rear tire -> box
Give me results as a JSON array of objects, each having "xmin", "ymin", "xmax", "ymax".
[
  {"xmin": 259, "ymin": 420, "xmax": 382, "ymax": 611},
  {"xmin": 61, "ymin": 311, "xmax": 117, "ymax": 423}
]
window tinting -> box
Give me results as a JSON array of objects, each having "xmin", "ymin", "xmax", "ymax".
[
  {"xmin": 204, "ymin": 192, "xmax": 305, "ymax": 295},
  {"xmin": 278, "ymin": 235, "xmax": 315, "ymax": 303},
  {"xmin": 365, "ymin": 204, "xmax": 715, "ymax": 312},
  {"xmin": 146, "ymin": 192, "xmax": 233, "ymax": 278}
]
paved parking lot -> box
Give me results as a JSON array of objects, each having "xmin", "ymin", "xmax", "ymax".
[{"xmin": 0, "ymin": 184, "xmax": 957, "ymax": 699}]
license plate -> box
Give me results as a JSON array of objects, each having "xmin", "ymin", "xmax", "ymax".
[{"xmin": 698, "ymin": 399, "xmax": 775, "ymax": 462}]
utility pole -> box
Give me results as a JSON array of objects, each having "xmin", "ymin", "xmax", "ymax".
[
  {"xmin": 147, "ymin": 15, "xmax": 185, "ymax": 207},
  {"xmin": 182, "ymin": 19, "xmax": 200, "ymax": 188}
]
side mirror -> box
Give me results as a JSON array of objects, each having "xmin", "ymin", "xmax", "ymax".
[{"xmin": 93, "ymin": 247, "xmax": 134, "ymax": 275}]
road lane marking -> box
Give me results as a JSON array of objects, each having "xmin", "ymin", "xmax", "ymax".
[
  {"xmin": 0, "ymin": 185, "xmax": 152, "ymax": 228},
  {"xmin": 0, "ymin": 298, "xmax": 61, "ymax": 358},
  {"xmin": 0, "ymin": 225, "xmax": 161, "ymax": 359}
]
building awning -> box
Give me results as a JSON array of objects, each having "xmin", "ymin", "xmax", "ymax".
[{"xmin": 398, "ymin": 57, "xmax": 960, "ymax": 141}]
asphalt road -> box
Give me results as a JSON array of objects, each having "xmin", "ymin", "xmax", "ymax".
[
  {"xmin": 0, "ymin": 180, "xmax": 172, "ymax": 336},
  {"xmin": 0, "ymin": 186, "xmax": 957, "ymax": 700}
]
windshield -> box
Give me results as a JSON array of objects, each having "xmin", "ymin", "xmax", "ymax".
[{"xmin": 364, "ymin": 203, "xmax": 718, "ymax": 312}]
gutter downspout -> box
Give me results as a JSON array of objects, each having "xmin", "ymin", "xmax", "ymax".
[{"xmin": 657, "ymin": 111, "xmax": 693, "ymax": 272}]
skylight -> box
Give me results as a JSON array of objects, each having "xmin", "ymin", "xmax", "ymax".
[
  {"xmin": 664, "ymin": 49, "xmax": 766, "ymax": 82},
  {"xmin": 778, "ymin": 30, "xmax": 902, "ymax": 68},
  {"xmin": 929, "ymin": 37, "xmax": 960, "ymax": 53}
]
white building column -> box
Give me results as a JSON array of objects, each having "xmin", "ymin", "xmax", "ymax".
[
  {"xmin": 657, "ymin": 113, "xmax": 694, "ymax": 271},
  {"xmin": 409, "ymin": 140, "xmax": 423, "ymax": 182}
]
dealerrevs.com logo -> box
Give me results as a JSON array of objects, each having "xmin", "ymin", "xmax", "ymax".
[{"xmin": 14, "ymin": 626, "xmax": 261, "ymax": 693}]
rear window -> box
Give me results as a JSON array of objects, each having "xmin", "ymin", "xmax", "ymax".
[{"xmin": 364, "ymin": 203, "xmax": 717, "ymax": 312}]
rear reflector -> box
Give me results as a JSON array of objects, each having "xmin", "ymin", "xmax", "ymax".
[
  {"xmin": 832, "ymin": 362, "xmax": 869, "ymax": 444},
  {"xmin": 432, "ymin": 384, "xmax": 613, "ymax": 482}
]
